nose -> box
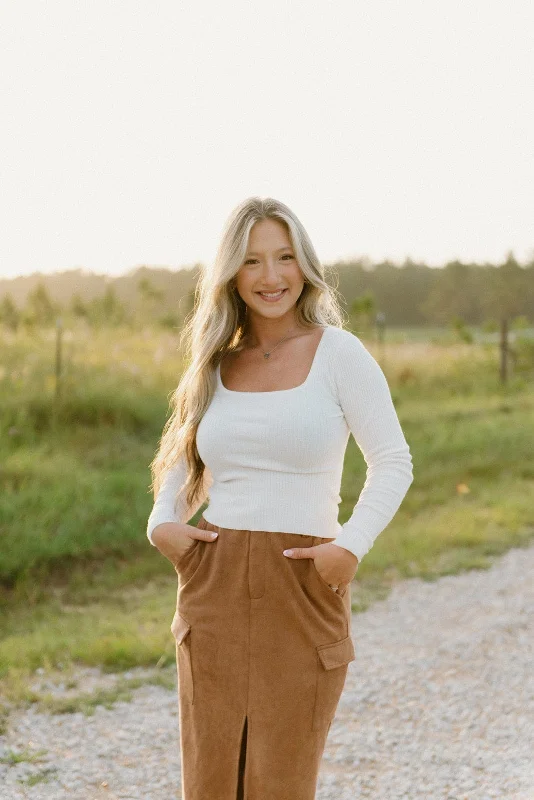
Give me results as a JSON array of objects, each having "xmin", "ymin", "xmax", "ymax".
[{"xmin": 259, "ymin": 258, "xmax": 283, "ymax": 284}]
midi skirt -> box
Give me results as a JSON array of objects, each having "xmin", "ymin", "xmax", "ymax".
[{"xmin": 170, "ymin": 515, "xmax": 355, "ymax": 800}]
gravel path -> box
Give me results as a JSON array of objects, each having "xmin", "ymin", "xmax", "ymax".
[{"xmin": 2, "ymin": 542, "xmax": 533, "ymax": 799}]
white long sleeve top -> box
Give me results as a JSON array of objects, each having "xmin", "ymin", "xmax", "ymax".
[{"xmin": 146, "ymin": 324, "xmax": 414, "ymax": 563}]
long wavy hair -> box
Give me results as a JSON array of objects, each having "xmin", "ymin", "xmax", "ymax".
[{"xmin": 149, "ymin": 196, "xmax": 346, "ymax": 513}]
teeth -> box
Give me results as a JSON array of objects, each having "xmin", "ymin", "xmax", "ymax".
[{"xmin": 260, "ymin": 290, "xmax": 284, "ymax": 297}]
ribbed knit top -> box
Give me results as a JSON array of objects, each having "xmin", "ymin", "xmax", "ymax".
[{"xmin": 146, "ymin": 324, "xmax": 414, "ymax": 562}]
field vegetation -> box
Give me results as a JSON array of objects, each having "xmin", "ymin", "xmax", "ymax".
[{"xmin": 1, "ymin": 312, "xmax": 533, "ymax": 722}]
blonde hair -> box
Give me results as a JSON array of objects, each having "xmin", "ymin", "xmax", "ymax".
[{"xmin": 149, "ymin": 196, "xmax": 346, "ymax": 512}]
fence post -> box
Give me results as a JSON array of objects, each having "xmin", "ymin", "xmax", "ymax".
[
  {"xmin": 499, "ymin": 317, "xmax": 508, "ymax": 384},
  {"xmin": 376, "ymin": 311, "xmax": 386, "ymax": 371},
  {"xmin": 55, "ymin": 316, "xmax": 63, "ymax": 401}
]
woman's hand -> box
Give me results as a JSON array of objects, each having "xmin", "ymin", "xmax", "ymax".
[
  {"xmin": 151, "ymin": 521, "xmax": 218, "ymax": 568},
  {"xmin": 283, "ymin": 542, "xmax": 359, "ymax": 594}
]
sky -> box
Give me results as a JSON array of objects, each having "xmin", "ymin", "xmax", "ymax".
[{"xmin": 1, "ymin": 1, "xmax": 533, "ymax": 280}]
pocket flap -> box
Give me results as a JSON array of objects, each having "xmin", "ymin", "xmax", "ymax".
[
  {"xmin": 317, "ymin": 634, "xmax": 355, "ymax": 670},
  {"xmin": 170, "ymin": 611, "xmax": 191, "ymax": 645}
]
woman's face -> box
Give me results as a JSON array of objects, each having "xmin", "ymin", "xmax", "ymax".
[{"xmin": 234, "ymin": 218, "xmax": 305, "ymax": 321}]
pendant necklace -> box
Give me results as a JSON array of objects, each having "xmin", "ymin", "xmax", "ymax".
[{"xmin": 260, "ymin": 325, "xmax": 299, "ymax": 359}]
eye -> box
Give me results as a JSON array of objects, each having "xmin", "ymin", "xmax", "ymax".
[{"xmin": 243, "ymin": 254, "xmax": 294, "ymax": 265}]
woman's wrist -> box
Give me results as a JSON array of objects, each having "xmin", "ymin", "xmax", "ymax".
[{"xmin": 151, "ymin": 521, "xmax": 186, "ymax": 547}]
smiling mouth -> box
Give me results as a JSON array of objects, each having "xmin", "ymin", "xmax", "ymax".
[{"xmin": 256, "ymin": 289, "xmax": 288, "ymax": 300}]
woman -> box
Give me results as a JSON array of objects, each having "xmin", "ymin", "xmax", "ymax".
[{"xmin": 146, "ymin": 197, "xmax": 414, "ymax": 800}]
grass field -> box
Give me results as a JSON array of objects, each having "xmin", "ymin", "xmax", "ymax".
[{"xmin": 1, "ymin": 322, "xmax": 533, "ymax": 722}]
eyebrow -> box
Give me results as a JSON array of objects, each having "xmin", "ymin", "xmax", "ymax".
[{"xmin": 245, "ymin": 246, "xmax": 294, "ymax": 256}]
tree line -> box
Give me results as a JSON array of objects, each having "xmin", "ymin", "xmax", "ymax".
[{"xmin": 0, "ymin": 253, "xmax": 532, "ymax": 332}]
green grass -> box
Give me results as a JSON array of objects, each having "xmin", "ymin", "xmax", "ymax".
[{"xmin": 1, "ymin": 323, "xmax": 533, "ymax": 723}]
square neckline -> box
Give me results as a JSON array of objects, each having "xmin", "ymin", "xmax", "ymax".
[{"xmin": 216, "ymin": 325, "xmax": 331, "ymax": 395}]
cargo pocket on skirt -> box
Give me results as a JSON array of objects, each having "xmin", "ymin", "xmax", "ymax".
[
  {"xmin": 312, "ymin": 634, "xmax": 355, "ymax": 731},
  {"xmin": 171, "ymin": 611, "xmax": 194, "ymax": 704}
]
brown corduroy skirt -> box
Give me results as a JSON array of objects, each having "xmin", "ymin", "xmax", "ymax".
[{"xmin": 170, "ymin": 515, "xmax": 355, "ymax": 800}]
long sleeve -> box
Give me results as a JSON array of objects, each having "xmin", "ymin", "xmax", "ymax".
[
  {"xmin": 146, "ymin": 457, "xmax": 213, "ymax": 546},
  {"xmin": 330, "ymin": 331, "xmax": 414, "ymax": 563}
]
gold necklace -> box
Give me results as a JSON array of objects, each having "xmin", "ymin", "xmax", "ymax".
[{"xmin": 247, "ymin": 324, "xmax": 299, "ymax": 359}]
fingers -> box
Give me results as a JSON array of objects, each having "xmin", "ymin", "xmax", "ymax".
[
  {"xmin": 282, "ymin": 546, "xmax": 315, "ymax": 558},
  {"xmin": 193, "ymin": 519, "xmax": 218, "ymax": 543},
  {"xmin": 195, "ymin": 529, "xmax": 218, "ymax": 542}
]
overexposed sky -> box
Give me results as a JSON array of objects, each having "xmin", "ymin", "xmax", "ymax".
[{"xmin": 1, "ymin": 1, "xmax": 533, "ymax": 280}]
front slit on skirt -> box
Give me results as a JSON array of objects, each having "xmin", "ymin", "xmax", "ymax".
[{"xmin": 170, "ymin": 515, "xmax": 355, "ymax": 800}]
